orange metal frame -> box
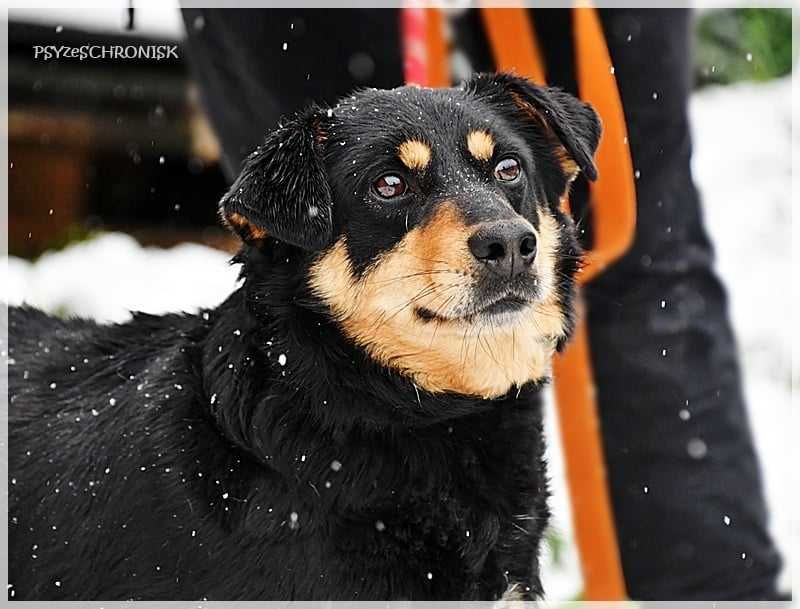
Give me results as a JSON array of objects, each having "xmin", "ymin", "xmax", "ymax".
[{"xmin": 413, "ymin": 6, "xmax": 637, "ymax": 600}]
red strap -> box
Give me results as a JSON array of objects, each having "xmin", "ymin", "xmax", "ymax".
[{"xmin": 401, "ymin": 7, "xmax": 448, "ymax": 88}]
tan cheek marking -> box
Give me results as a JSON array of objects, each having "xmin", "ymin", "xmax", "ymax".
[
  {"xmin": 531, "ymin": 210, "xmax": 568, "ymax": 338},
  {"xmin": 554, "ymin": 147, "xmax": 580, "ymax": 181},
  {"xmin": 224, "ymin": 211, "xmax": 268, "ymax": 241},
  {"xmin": 308, "ymin": 204, "xmax": 569, "ymax": 398},
  {"xmin": 466, "ymin": 130, "xmax": 495, "ymax": 161},
  {"xmin": 398, "ymin": 139, "xmax": 431, "ymax": 171}
]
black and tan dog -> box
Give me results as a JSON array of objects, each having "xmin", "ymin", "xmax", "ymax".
[{"xmin": 8, "ymin": 73, "xmax": 599, "ymax": 601}]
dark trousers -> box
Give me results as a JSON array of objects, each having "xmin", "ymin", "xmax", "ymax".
[{"xmin": 181, "ymin": 8, "xmax": 783, "ymax": 600}]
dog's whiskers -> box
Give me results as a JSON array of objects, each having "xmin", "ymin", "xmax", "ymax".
[
  {"xmin": 369, "ymin": 269, "xmax": 459, "ymax": 285},
  {"xmin": 374, "ymin": 284, "xmax": 446, "ymax": 329},
  {"xmin": 394, "ymin": 251, "xmax": 452, "ymax": 266}
]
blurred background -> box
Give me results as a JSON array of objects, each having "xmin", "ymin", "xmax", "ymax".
[{"xmin": 3, "ymin": 4, "xmax": 795, "ymax": 601}]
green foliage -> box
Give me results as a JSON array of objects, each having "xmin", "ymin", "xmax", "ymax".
[
  {"xmin": 694, "ymin": 8, "xmax": 794, "ymax": 87},
  {"xmin": 50, "ymin": 304, "xmax": 76, "ymax": 320},
  {"xmin": 544, "ymin": 526, "xmax": 566, "ymax": 568}
]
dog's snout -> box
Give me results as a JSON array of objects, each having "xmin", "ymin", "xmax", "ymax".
[{"xmin": 468, "ymin": 222, "xmax": 537, "ymax": 278}]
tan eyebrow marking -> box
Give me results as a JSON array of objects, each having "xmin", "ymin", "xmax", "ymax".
[
  {"xmin": 398, "ymin": 139, "xmax": 431, "ymax": 171},
  {"xmin": 466, "ymin": 130, "xmax": 495, "ymax": 161}
]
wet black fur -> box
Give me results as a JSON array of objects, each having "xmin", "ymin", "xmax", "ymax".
[{"xmin": 8, "ymin": 73, "xmax": 598, "ymax": 601}]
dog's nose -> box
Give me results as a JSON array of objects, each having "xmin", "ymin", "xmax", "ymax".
[{"xmin": 468, "ymin": 222, "xmax": 537, "ymax": 278}]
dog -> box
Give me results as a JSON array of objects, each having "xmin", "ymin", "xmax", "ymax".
[{"xmin": 8, "ymin": 72, "xmax": 599, "ymax": 601}]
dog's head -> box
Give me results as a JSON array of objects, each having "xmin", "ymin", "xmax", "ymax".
[{"xmin": 221, "ymin": 73, "xmax": 600, "ymax": 398}]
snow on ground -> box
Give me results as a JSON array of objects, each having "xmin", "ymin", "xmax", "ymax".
[
  {"xmin": 4, "ymin": 233, "xmax": 240, "ymax": 323},
  {"xmin": 1, "ymin": 76, "xmax": 793, "ymax": 599}
]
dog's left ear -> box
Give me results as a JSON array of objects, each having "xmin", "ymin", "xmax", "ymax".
[
  {"xmin": 466, "ymin": 72, "xmax": 601, "ymax": 183},
  {"xmin": 220, "ymin": 106, "xmax": 333, "ymax": 250}
]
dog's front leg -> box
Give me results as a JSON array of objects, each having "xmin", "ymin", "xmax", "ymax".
[
  {"xmin": 493, "ymin": 581, "xmax": 533, "ymax": 608},
  {"xmin": 487, "ymin": 414, "xmax": 548, "ymax": 604},
  {"xmin": 492, "ymin": 524, "xmax": 543, "ymax": 605}
]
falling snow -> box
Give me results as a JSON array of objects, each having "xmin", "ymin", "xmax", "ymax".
[
  {"xmin": 1, "ymin": 77, "xmax": 792, "ymax": 599},
  {"xmin": 687, "ymin": 438, "xmax": 708, "ymax": 460}
]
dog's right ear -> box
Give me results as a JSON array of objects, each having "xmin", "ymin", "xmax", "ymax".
[{"xmin": 220, "ymin": 107, "xmax": 334, "ymax": 250}]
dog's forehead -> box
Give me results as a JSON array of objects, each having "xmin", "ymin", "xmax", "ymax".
[
  {"xmin": 328, "ymin": 86, "xmax": 494, "ymax": 154},
  {"xmin": 334, "ymin": 85, "xmax": 470, "ymax": 121}
]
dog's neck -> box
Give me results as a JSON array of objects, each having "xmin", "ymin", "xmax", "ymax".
[
  {"xmin": 199, "ymin": 283, "xmax": 545, "ymax": 589},
  {"xmin": 199, "ymin": 279, "xmax": 542, "ymax": 542}
]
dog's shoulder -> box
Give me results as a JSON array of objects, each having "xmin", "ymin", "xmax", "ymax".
[
  {"xmin": 8, "ymin": 305, "xmax": 205, "ymax": 421},
  {"xmin": 8, "ymin": 304, "xmax": 200, "ymax": 351},
  {"xmin": 9, "ymin": 305, "xmax": 96, "ymax": 348}
]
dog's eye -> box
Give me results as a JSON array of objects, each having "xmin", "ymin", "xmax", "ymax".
[
  {"xmin": 494, "ymin": 158, "xmax": 521, "ymax": 182},
  {"xmin": 372, "ymin": 174, "xmax": 407, "ymax": 199}
]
